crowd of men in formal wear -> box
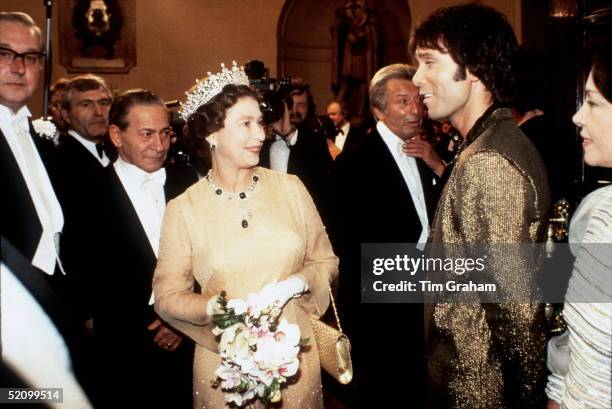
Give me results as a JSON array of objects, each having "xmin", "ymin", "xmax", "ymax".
[{"xmin": 2, "ymin": 4, "xmax": 602, "ymax": 409}]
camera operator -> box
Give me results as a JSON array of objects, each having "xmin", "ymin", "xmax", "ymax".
[
  {"xmin": 254, "ymin": 74, "xmax": 332, "ymax": 222},
  {"xmin": 288, "ymin": 78, "xmax": 318, "ymax": 131}
]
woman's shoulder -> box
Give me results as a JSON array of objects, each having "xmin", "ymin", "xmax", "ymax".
[
  {"xmin": 585, "ymin": 184, "xmax": 612, "ymax": 203},
  {"xmin": 571, "ymin": 185, "xmax": 612, "ymax": 243},
  {"xmin": 257, "ymin": 167, "xmax": 302, "ymax": 189},
  {"xmin": 167, "ymin": 177, "xmax": 208, "ymax": 211},
  {"xmin": 257, "ymin": 167, "xmax": 312, "ymax": 210}
]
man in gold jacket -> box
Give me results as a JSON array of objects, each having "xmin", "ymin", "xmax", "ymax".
[{"xmin": 412, "ymin": 4, "xmax": 550, "ymax": 408}]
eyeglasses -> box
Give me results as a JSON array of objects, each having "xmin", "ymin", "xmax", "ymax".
[{"xmin": 0, "ymin": 46, "xmax": 45, "ymax": 67}]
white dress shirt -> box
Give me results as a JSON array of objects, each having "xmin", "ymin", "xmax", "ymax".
[
  {"xmin": 269, "ymin": 128, "xmax": 298, "ymax": 173},
  {"xmin": 0, "ymin": 105, "xmax": 64, "ymax": 275},
  {"xmin": 377, "ymin": 121, "xmax": 429, "ymax": 246},
  {"xmin": 335, "ymin": 121, "xmax": 351, "ymax": 151},
  {"xmin": 114, "ymin": 157, "xmax": 166, "ymax": 257},
  {"xmin": 114, "ymin": 158, "xmax": 166, "ymax": 305},
  {"xmin": 68, "ymin": 130, "xmax": 110, "ymax": 166}
]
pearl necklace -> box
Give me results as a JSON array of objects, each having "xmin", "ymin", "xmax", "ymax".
[{"xmin": 205, "ymin": 170, "xmax": 259, "ymax": 228}]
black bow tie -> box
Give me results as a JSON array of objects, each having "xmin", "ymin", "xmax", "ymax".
[{"xmin": 95, "ymin": 143, "xmax": 104, "ymax": 159}]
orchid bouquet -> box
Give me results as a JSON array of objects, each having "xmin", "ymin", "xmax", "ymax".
[{"xmin": 210, "ymin": 289, "xmax": 308, "ymax": 407}]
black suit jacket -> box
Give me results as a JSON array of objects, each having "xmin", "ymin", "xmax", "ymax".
[
  {"xmin": 0, "ymin": 124, "xmax": 61, "ymax": 265},
  {"xmin": 259, "ymin": 128, "xmax": 333, "ymax": 218},
  {"xmin": 62, "ymin": 164, "xmax": 197, "ymax": 325},
  {"xmin": 327, "ymin": 128, "xmax": 439, "ymax": 407},
  {"xmin": 0, "ymin": 122, "xmax": 100, "ymax": 397},
  {"xmin": 56, "ymin": 133, "xmax": 108, "ymax": 177},
  {"xmin": 61, "ymin": 164, "xmax": 197, "ymax": 408},
  {"xmin": 54, "ymin": 134, "xmax": 110, "ymax": 226},
  {"xmin": 340, "ymin": 123, "xmax": 367, "ymax": 153},
  {"xmin": 329, "ymin": 128, "xmax": 438, "ymax": 247}
]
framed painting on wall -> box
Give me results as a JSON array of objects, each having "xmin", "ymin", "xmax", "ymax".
[{"xmin": 58, "ymin": 0, "xmax": 136, "ymax": 73}]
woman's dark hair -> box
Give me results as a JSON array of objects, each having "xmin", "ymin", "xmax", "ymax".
[
  {"xmin": 411, "ymin": 4, "xmax": 519, "ymax": 104},
  {"xmin": 187, "ymin": 84, "xmax": 260, "ymax": 159},
  {"xmin": 109, "ymin": 89, "xmax": 166, "ymax": 130},
  {"xmin": 592, "ymin": 39, "xmax": 612, "ymax": 103}
]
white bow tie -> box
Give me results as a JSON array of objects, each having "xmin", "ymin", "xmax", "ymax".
[{"xmin": 142, "ymin": 168, "xmax": 166, "ymax": 187}]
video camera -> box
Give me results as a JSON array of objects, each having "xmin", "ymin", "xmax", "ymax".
[{"xmin": 245, "ymin": 60, "xmax": 293, "ymax": 125}]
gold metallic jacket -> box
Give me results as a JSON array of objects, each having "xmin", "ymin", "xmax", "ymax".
[{"xmin": 426, "ymin": 107, "xmax": 551, "ymax": 408}]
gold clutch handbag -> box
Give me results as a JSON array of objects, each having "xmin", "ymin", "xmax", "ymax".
[{"xmin": 310, "ymin": 285, "xmax": 353, "ymax": 384}]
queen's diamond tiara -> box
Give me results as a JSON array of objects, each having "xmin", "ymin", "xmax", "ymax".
[{"xmin": 179, "ymin": 61, "xmax": 250, "ymax": 120}]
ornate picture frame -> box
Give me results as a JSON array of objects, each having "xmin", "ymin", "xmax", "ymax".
[{"xmin": 58, "ymin": 0, "xmax": 136, "ymax": 74}]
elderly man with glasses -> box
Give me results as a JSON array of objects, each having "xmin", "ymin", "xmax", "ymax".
[{"xmin": 0, "ymin": 11, "xmax": 60, "ymax": 278}]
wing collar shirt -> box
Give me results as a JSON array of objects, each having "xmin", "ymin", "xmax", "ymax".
[
  {"xmin": 269, "ymin": 128, "xmax": 298, "ymax": 173},
  {"xmin": 377, "ymin": 121, "xmax": 429, "ymax": 247},
  {"xmin": 114, "ymin": 158, "xmax": 166, "ymax": 305},
  {"xmin": 68, "ymin": 130, "xmax": 110, "ymax": 166},
  {"xmin": 114, "ymin": 157, "xmax": 166, "ymax": 258},
  {"xmin": 0, "ymin": 105, "xmax": 64, "ymax": 275}
]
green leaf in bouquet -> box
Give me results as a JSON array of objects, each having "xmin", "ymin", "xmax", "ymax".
[
  {"xmin": 262, "ymin": 379, "xmax": 281, "ymax": 406},
  {"xmin": 218, "ymin": 291, "xmax": 228, "ymax": 307},
  {"xmin": 212, "ymin": 312, "xmax": 246, "ymax": 329},
  {"xmin": 237, "ymin": 379, "xmax": 252, "ymax": 393},
  {"xmin": 269, "ymin": 321, "xmax": 279, "ymax": 332}
]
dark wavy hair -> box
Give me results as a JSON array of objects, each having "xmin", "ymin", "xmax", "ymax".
[
  {"xmin": 290, "ymin": 78, "xmax": 316, "ymax": 120},
  {"xmin": 109, "ymin": 89, "xmax": 166, "ymax": 131},
  {"xmin": 592, "ymin": 39, "xmax": 612, "ymax": 103},
  {"xmin": 411, "ymin": 3, "xmax": 519, "ymax": 104},
  {"xmin": 187, "ymin": 84, "xmax": 260, "ymax": 159}
]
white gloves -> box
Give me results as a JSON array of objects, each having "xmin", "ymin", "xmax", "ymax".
[
  {"xmin": 206, "ymin": 296, "xmax": 219, "ymax": 319},
  {"xmin": 274, "ymin": 276, "xmax": 309, "ymax": 307},
  {"xmin": 248, "ymin": 276, "xmax": 309, "ymax": 317},
  {"xmin": 207, "ymin": 276, "xmax": 309, "ymax": 321}
]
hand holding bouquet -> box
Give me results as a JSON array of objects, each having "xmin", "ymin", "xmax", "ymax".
[{"xmin": 210, "ymin": 278, "xmax": 308, "ymax": 407}]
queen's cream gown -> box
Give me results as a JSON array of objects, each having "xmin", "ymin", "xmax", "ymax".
[{"xmin": 153, "ymin": 168, "xmax": 338, "ymax": 408}]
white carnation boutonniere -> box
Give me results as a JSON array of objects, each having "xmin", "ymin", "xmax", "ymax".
[{"xmin": 32, "ymin": 117, "xmax": 59, "ymax": 145}]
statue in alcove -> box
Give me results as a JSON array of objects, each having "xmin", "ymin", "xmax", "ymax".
[
  {"xmin": 331, "ymin": 0, "xmax": 381, "ymax": 121},
  {"xmin": 73, "ymin": 0, "xmax": 123, "ymax": 59}
]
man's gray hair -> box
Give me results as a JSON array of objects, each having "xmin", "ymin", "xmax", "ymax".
[
  {"xmin": 369, "ymin": 64, "xmax": 416, "ymax": 117},
  {"xmin": 62, "ymin": 74, "xmax": 111, "ymax": 110},
  {"xmin": 0, "ymin": 12, "xmax": 42, "ymax": 47}
]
